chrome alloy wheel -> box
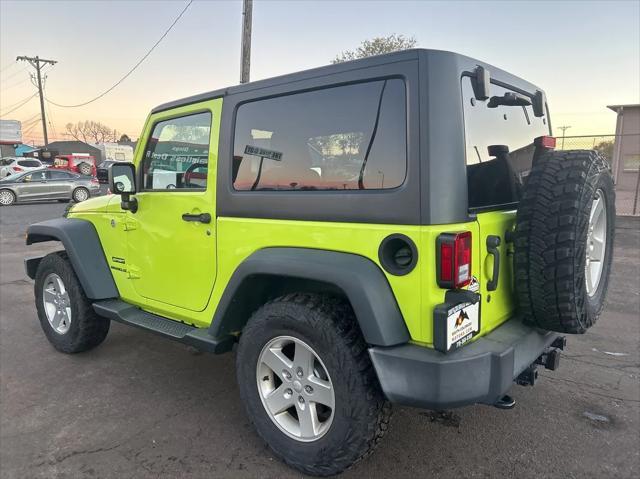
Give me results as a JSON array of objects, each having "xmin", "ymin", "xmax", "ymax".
[
  {"xmin": 586, "ymin": 189, "xmax": 607, "ymax": 296},
  {"xmin": 74, "ymin": 188, "xmax": 89, "ymax": 202},
  {"xmin": 42, "ymin": 273, "xmax": 72, "ymax": 334},
  {"xmin": 0, "ymin": 190, "xmax": 15, "ymax": 205},
  {"xmin": 256, "ymin": 336, "xmax": 335, "ymax": 442}
]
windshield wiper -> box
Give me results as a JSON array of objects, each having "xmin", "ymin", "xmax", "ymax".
[{"xmin": 488, "ymin": 92, "xmax": 531, "ymax": 108}]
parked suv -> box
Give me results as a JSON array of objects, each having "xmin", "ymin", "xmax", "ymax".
[
  {"xmin": 52, "ymin": 154, "xmax": 97, "ymax": 177},
  {"xmin": 25, "ymin": 50, "xmax": 615, "ymax": 476}
]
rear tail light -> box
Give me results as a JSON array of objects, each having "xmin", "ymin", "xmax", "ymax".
[
  {"xmin": 437, "ymin": 232, "xmax": 472, "ymax": 289},
  {"xmin": 90, "ymin": 178, "xmax": 99, "ymax": 184},
  {"xmin": 12, "ymin": 166, "xmax": 23, "ymax": 172},
  {"xmin": 534, "ymin": 135, "xmax": 556, "ymax": 149}
]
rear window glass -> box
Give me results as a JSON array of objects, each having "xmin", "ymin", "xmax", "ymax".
[
  {"xmin": 233, "ymin": 79, "xmax": 407, "ymax": 191},
  {"xmin": 18, "ymin": 160, "xmax": 41, "ymax": 167},
  {"xmin": 49, "ymin": 170, "xmax": 73, "ymax": 179},
  {"xmin": 462, "ymin": 76, "xmax": 549, "ymax": 210}
]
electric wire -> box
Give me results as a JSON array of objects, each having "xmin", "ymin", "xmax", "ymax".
[
  {"xmin": 0, "ymin": 92, "xmax": 38, "ymax": 117},
  {"xmin": 46, "ymin": 0, "xmax": 194, "ymax": 108}
]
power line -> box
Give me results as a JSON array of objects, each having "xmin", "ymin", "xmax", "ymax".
[
  {"xmin": 0, "ymin": 61, "xmax": 18, "ymax": 74},
  {"xmin": 0, "ymin": 92, "xmax": 38, "ymax": 113},
  {"xmin": 46, "ymin": 0, "xmax": 194, "ymax": 108},
  {"xmin": 0, "ymin": 92, "xmax": 38, "ymax": 117},
  {"xmin": 1, "ymin": 66, "xmax": 29, "ymax": 82},
  {"xmin": 1, "ymin": 74, "xmax": 33, "ymax": 92}
]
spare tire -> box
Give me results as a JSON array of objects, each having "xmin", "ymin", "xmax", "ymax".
[
  {"xmin": 77, "ymin": 162, "xmax": 92, "ymax": 176},
  {"xmin": 514, "ymin": 150, "xmax": 615, "ymax": 334}
]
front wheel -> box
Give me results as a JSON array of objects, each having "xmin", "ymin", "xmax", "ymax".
[
  {"xmin": 35, "ymin": 252, "xmax": 110, "ymax": 353},
  {"xmin": 236, "ymin": 294, "xmax": 391, "ymax": 476}
]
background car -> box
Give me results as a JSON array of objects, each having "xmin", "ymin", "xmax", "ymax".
[
  {"xmin": 0, "ymin": 157, "xmax": 44, "ymax": 178},
  {"xmin": 0, "ymin": 168, "xmax": 100, "ymax": 206},
  {"xmin": 97, "ymin": 160, "xmax": 117, "ymax": 183},
  {"xmin": 52, "ymin": 155, "xmax": 97, "ymax": 177}
]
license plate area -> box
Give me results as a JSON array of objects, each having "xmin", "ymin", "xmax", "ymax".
[{"xmin": 434, "ymin": 290, "xmax": 481, "ymax": 353}]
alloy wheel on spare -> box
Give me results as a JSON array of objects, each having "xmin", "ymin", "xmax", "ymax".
[
  {"xmin": 257, "ymin": 335, "xmax": 335, "ymax": 442},
  {"xmin": 42, "ymin": 272, "xmax": 72, "ymax": 334},
  {"xmin": 586, "ymin": 189, "xmax": 607, "ymax": 296},
  {"xmin": 0, "ymin": 190, "xmax": 15, "ymax": 205}
]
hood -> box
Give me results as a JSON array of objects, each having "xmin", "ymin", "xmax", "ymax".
[{"xmin": 67, "ymin": 194, "xmax": 119, "ymax": 214}]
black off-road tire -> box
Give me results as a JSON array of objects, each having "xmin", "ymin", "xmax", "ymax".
[
  {"xmin": 35, "ymin": 252, "xmax": 110, "ymax": 353},
  {"xmin": 514, "ymin": 150, "xmax": 615, "ymax": 333},
  {"xmin": 236, "ymin": 293, "xmax": 391, "ymax": 476}
]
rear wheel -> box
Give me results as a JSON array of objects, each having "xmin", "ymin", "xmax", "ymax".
[
  {"xmin": 0, "ymin": 189, "xmax": 16, "ymax": 206},
  {"xmin": 35, "ymin": 252, "xmax": 110, "ymax": 353},
  {"xmin": 236, "ymin": 294, "xmax": 391, "ymax": 476},
  {"xmin": 72, "ymin": 187, "xmax": 89, "ymax": 203},
  {"xmin": 514, "ymin": 150, "xmax": 615, "ymax": 333}
]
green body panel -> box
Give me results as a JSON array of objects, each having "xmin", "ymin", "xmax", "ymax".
[{"xmin": 68, "ymin": 97, "xmax": 517, "ymax": 346}]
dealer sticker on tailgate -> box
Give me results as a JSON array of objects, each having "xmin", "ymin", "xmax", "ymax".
[{"xmin": 446, "ymin": 302, "xmax": 480, "ymax": 351}]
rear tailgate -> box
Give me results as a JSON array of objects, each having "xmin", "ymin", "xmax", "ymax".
[{"xmin": 475, "ymin": 210, "xmax": 517, "ymax": 332}]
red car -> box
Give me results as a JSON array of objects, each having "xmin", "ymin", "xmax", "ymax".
[{"xmin": 51, "ymin": 155, "xmax": 97, "ymax": 177}]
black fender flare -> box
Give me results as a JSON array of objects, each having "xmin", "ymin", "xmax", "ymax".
[
  {"xmin": 209, "ymin": 247, "xmax": 410, "ymax": 347},
  {"xmin": 25, "ymin": 218, "xmax": 119, "ymax": 299}
]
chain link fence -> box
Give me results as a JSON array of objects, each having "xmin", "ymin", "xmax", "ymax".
[{"xmin": 555, "ymin": 134, "xmax": 640, "ymax": 216}]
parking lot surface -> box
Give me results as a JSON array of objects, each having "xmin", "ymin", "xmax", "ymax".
[{"xmin": 1, "ymin": 200, "xmax": 639, "ymax": 479}]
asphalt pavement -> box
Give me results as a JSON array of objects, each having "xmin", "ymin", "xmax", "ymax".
[{"xmin": 1, "ymin": 199, "xmax": 638, "ymax": 479}]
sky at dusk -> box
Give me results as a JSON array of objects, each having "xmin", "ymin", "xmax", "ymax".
[{"xmin": 1, "ymin": 0, "xmax": 639, "ymax": 145}]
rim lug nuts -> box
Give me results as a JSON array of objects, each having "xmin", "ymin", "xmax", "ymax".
[
  {"xmin": 298, "ymin": 396, "xmax": 305, "ymax": 405},
  {"xmin": 296, "ymin": 368, "xmax": 303, "ymax": 378},
  {"xmin": 283, "ymin": 370, "xmax": 292, "ymax": 380},
  {"xmin": 304, "ymin": 385, "xmax": 313, "ymax": 394}
]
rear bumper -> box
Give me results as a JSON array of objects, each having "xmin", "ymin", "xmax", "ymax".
[{"xmin": 368, "ymin": 318, "xmax": 559, "ymax": 409}]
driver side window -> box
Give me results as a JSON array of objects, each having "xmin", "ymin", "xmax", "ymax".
[{"xmin": 141, "ymin": 111, "xmax": 212, "ymax": 191}]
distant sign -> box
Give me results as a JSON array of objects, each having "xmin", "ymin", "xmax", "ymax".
[
  {"xmin": 0, "ymin": 120, "xmax": 22, "ymax": 144},
  {"xmin": 244, "ymin": 145, "xmax": 283, "ymax": 161}
]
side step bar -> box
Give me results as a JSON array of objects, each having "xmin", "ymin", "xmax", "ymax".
[{"xmin": 93, "ymin": 299, "xmax": 234, "ymax": 354}]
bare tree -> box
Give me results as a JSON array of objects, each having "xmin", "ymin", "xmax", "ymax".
[
  {"xmin": 65, "ymin": 120, "xmax": 116, "ymax": 143},
  {"xmin": 332, "ymin": 34, "xmax": 417, "ymax": 64}
]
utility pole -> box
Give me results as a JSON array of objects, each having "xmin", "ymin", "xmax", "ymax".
[
  {"xmin": 16, "ymin": 55, "xmax": 57, "ymax": 147},
  {"xmin": 240, "ymin": 0, "xmax": 252, "ymax": 84},
  {"xmin": 558, "ymin": 125, "xmax": 571, "ymax": 149}
]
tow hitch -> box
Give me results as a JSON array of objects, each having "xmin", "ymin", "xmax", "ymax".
[
  {"xmin": 495, "ymin": 336, "xmax": 566, "ymax": 408},
  {"xmin": 516, "ymin": 336, "xmax": 566, "ymax": 387}
]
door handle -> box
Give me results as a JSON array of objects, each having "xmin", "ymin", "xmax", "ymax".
[
  {"xmin": 182, "ymin": 212, "xmax": 211, "ymax": 224},
  {"xmin": 486, "ymin": 235, "xmax": 501, "ymax": 291}
]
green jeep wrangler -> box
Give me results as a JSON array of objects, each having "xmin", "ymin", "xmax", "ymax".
[{"xmin": 25, "ymin": 49, "xmax": 615, "ymax": 476}]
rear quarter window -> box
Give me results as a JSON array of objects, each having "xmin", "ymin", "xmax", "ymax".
[
  {"xmin": 18, "ymin": 160, "xmax": 41, "ymax": 167},
  {"xmin": 462, "ymin": 76, "xmax": 550, "ymax": 210},
  {"xmin": 232, "ymin": 79, "xmax": 407, "ymax": 191}
]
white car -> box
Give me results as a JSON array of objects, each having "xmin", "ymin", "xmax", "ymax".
[{"xmin": 0, "ymin": 157, "xmax": 44, "ymax": 178}]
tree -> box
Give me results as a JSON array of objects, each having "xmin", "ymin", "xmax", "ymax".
[
  {"xmin": 332, "ymin": 34, "xmax": 417, "ymax": 64},
  {"xmin": 593, "ymin": 140, "xmax": 614, "ymax": 161},
  {"xmin": 118, "ymin": 133, "xmax": 132, "ymax": 143},
  {"xmin": 65, "ymin": 120, "xmax": 116, "ymax": 143}
]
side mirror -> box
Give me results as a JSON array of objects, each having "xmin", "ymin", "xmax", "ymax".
[{"xmin": 108, "ymin": 163, "xmax": 138, "ymax": 213}]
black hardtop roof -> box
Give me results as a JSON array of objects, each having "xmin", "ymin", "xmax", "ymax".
[{"xmin": 151, "ymin": 48, "xmax": 543, "ymax": 114}]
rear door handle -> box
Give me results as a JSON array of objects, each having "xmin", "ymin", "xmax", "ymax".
[
  {"xmin": 182, "ymin": 212, "xmax": 211, "ymax": 224},
  {"xmin": 486, "ymin": 235, "xmax": 501, "ymax": 291}
]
